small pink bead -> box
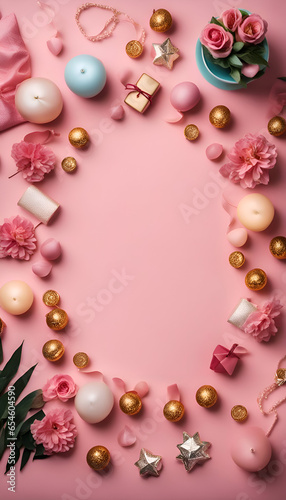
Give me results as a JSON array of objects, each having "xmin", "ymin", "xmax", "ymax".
[
  {"xmin": 170, "ymin": 82, "xmax": 201, "ymax": 112},
  {"xmin": 227, "ymin": 228, "xmax": 248, "ymax": 247},
  {"xmin": 110, "ymin": 105, "xmax": 125, "ymax": 120},
  {"xmin": 40, "ymin": 238, "xmax": 62, "ymax": 260},
  {"xmin": 32, "ymin": 260, "xmax": 53, "ymax": 278},
  {"xmin": 206, "ymin": 143, "xmax": 223, "ymax": 160},
  {"xmin": 231, "ymin": 427, "xmax": 272, "ymax": 472}
]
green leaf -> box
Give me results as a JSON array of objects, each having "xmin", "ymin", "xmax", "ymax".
[
  {"xmin": 0, "ymin": 427, "xmax": 5, "ymax": 458},
  {"xmin": 239, "ymin": 10, "xmax": 250, "ymax": 17},
  {"xmin": 230, "ymin": 67, "xmax": 241, "ymax": 83},
  {"xmin": 5, "ymin": 445, "xmax": 20, "ymax": 473},
  {"xmin": 0, "ymin": 364, "xmax": 37, "ymax": 422},
  {"xmin": 0, "ymin": 338, "xmax": 3, "ymax": 365},
  {"xmin": 15, "ymin": 389, "xmax": 42, "ymax": 427},
  {"xmin": 278, "ymin": 77, "xmax": 286, "ymax": 81},
  {"xmin": 232, "ymin": 42, "xmax": 245, "ymax": 53},
  {"xmin": 210, "ymin": 16, "xmax": 226, "ymax": 29},
  {"xmin": 203, "ymin": 48, "xmax": 230, "ymax": 68},
  {"xmin": 33, "ymin": 444, "xmax": 50, "ymax": 460},
  {"xmin": 0, "ymin": 342, "xmax": 23, "ymax": 395},
  {"xmin": 20, "ymin": 448, "xmax": 32, "ymax": 471},
  {"xmin": 20, "ymin": 430, "xmax": 36, "ymax": 451},
  {"xmin": 19, "ymin": 409, "xmax": 45, "ymax": 436},
  {"xmin": 239, "ymin": 51, "xmax": 269, "ymax": 66},
  {"xmin": 228, "ymin": 54, "xmax": 243, "ymax": 68}
]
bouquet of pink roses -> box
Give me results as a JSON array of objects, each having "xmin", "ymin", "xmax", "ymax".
[{"xmin": 200, "ymin": 8, "xmax": 268, "ymax": 85}]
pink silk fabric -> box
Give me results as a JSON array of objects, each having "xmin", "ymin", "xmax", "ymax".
[{"xmin": 0, "ymin": 12, "xmax": 31, "ymax": 132}]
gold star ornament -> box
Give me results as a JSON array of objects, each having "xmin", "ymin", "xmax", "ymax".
[
  {"xmin": 135, "ymin": 448, "xmax": 163, "ymax": 477},
  {"xmin": 176, "ymin": 431, "xmax": 211, "ymax": 472},
  {"xmin": 152, "ymin": 38, "xmax": 179, "ymax": 70}
]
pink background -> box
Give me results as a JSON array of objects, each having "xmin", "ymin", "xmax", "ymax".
[{"xmin": 1, "ymin": 0, "xmax": 286, "ymax": 499}]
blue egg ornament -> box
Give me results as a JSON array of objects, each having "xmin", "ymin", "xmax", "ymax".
[{"xmin": 64, "ymin": 54, "xmax": 106, "ymax": 98}]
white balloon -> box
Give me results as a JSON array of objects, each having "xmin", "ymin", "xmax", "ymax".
[{"xmin": 75, "ymin": 381, "xmax": 114, "ymax": 424}]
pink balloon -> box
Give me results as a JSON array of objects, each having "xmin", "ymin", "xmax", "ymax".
[
  {"xmin": 40, "ymin": 238, "xmax": 62, "ymax": 260},
  {"xmin": 206, "ymin": 143, "xmax": 223, "ymax": 160},
  {"xmin": 170, "ymin": 82, "xmax": 201, "ymax": 112},
  {"xmin": 227, "ymin": 228, "xmax": 248, "ymax": 247},
  {"xmin": 118, "ymin": 426, "xmax": 137, "ymax": 447},
  {"xmin": 231, "ymin": 427, "xmax": 272, "ymax": 472},
  {"xmin": 32, "ymin": 260, "xmax": 52, "ymax": 278}
]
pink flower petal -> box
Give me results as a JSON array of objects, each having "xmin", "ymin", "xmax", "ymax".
[
  {"xmin": 134, "ymin": 381, "xmax": 149, "ymax": 398},
  {"xmin": 167, "ymin": 383, "xmax": 181, "ymax": 401},
  {"xmin": 117, "ymin": 426, "xmax": 137, "ymax": 447},
  {"xmin": 112, "ymin": 377, "xmax": 126, "ymax": 393}
]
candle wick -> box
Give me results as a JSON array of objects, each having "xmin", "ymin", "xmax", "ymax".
[
  {"xmin": 80, "ymin": 68, "xmax": 85, "ymax": 73},
  {"xmin": 250, "ymin": 448, "xmax": 255, "ymax": 453}
]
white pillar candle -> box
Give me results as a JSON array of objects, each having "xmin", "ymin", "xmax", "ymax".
[{"xmin": 17, "ymin": 186, "xmax": 60, "ymax": 225}]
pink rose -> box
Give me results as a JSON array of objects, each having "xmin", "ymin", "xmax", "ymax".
[
  {"xmin": 42, "ymin": 374, "xmax": 78, "ymax": 402},
  {"xmin": 237, "ymin": 14, "xmax": 267, "ymax": 45},
  {"xmin": 220, "ymin": 9, "xmax": 242, "ymax": 31},
  {"xmin": 200, "ymin": 23, "xmax": 233, "ymax": 59}
]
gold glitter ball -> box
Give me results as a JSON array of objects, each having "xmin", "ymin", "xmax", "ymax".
[
  {"xmin": 229, "ymin": 251, "xmax": 245, "ymax": 268},
  {"xmin": 163, "ymin": 400, "xmax": 185, "ymax": 422},
  {"xmin": 0, "ymin": 317, "xmax": 6, "ymax": 335},
  {"xmin": 61, "ymin": 156, "xmax": 77, "ymax": 173},
  {"xmin": 184, "ymin": 124, "xmax": 199, "ymax": 141},
  {"xmin": 42, "ymin": 339, "xmax": 65, "ymax": 362},
  {"xmin": 46, "ymin": 308, "xmax": 68, "ymax": 331},
  {"xmin": 196, "ymin": 385, "xmax": 218, "ymax": 408},
  {"xmin": 125, "ymin": 40, "xmax": 143, "ymax": 58},
  {"xmin": 268, "ymin": 116, "xmax": 286, "ymax": 137},
  {"xmin": 209, "ymin": 105, "xmax": 231, "ymax": 128},
  {"xmin": 68, "ymin": 127, "xmax": 89, "ymax": 149},
  {"xmin": 231, "ymin": 405, "xmax": 248, "ymax": 422},
  {"xmin": 73, "ymin": 352, "xmax": 89, "ymax": 369},
  {"xmin": 86, "ymin": 446, "xmax": 110, "ymax": 470},
  {"xmin": 42, "ymin": 290, "xmax": 60, "ymax": 307},
  {"xmin": 149, "ymin": 9, "xmax": 172, "ymax": 32},
  {"xmin": 269, "ymin": 236, "xmax": 286, "ymax": 259},
  {"xmin": 119, "ymin": 391, "xmax": 142, "ymax": 415},
  {"xmin": 245, "ymin": 268, "xmax": 267, "ymax": 291}
]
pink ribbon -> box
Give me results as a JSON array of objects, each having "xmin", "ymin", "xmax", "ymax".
[
  {"xmin": 268, "ymin": 78, "xmax": 286, "ymax": 116},
  {"xmin": 24, "ymin": 129, "xmax": 60, "ymax": 144},
  {"xmin": 112, "ymin": 377, "xmax": 149, "ymax": 398},
  {"xmin": 167, "ymin": 383, "xmax": 181, "ymax": 401}
]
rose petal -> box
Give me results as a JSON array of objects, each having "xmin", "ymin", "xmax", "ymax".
[
  {"xmin": 167, "ymin": 383, "xmax": 181, "ymax": 401},
  {"xmin": 117, "ymin": 426, "xmax": 137, "ymax": 447}
]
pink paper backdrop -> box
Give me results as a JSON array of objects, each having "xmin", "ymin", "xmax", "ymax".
[{"xmin": 1, "ymin": 1, "xmax": 286, "ymax": 499}]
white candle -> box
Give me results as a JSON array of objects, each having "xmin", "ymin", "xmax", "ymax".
[
  {"xmin": 237, "ymin": 193, "xmax": 274, "ymax": 232},
  {"xmin": 0, "ymin": 281, "xmax": 34, "ymax": 315}
]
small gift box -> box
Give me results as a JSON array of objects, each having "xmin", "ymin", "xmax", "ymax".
[
  {"xmin": 124, "ymin": 73, "xmax": 160, "ymax": 113},
  {"xmin": 210, "ymin": 344, "xmax": 247, "ymax": 375}
]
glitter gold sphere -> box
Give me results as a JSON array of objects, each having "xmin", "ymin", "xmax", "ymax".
[
  {"xmin": 73, "ymin": 352, "xmax": 89, "ymax": 369},
  {"xmin": 61, "ymin": 156, "xmax": 77, "ymax": 173},
  {"xmin": 0, "ymin": 317, "xmax": 6, "ymax": 334},
  {"xmin": 125, "ymin": 40, "xmax": 143, "ymax": 58},
  {"xmin": 245, "ymin": 268, "xmax": 267, "ymax": 291},
  {"xmin": 209, "ymin": 105, "xmax": 231, "ymax": 128},
  {"xmin": 68, "ymin": 127, "xmax": 89, "ymax": 149},
  {"xmin": 42, "ymin": 339, "xmax": 65, "ymax": 362},
  {"xmin": 163, "ymin": 400, "xmax": 185, "ymax": 422},
  {"xmin": 269, "ymin": 236, "xmax": 286, "ymax": 259},
  {"xmin": 229, "ymin": 251, "xmax": 245, "ymax": 268},
  {"xmin": 231, "ymin": 405, "xmax": 248, "ymax": 422},
  {"xmin": 42, "ymin": 290, "xmax": 60, "ymax": 307},
  {"xmin": 46, "ymin": 308, "xmax": 69, "ymax": 330},
  {"xmin": 184, "ymin": 124, "xmax": 199, "ymax": 141},
  {"xmin": 119, "ymin": 391, "xmax": 142, "ymax": 415},
  {"xmin": 267, "ymin": 116, "xmax": 286, "ymax": 137},
  {"xmin": 196, "ymin": 385, "xmax": 218, "ymax": 408},
  {"xmin": 86, "ymin": 446, "xmax": 110, "ymax": 470},
  {"xmin": 149, "ymin": 9, "xmax": 172, "ymax": 32}
]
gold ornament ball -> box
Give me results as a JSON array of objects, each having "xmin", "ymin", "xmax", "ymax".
[
  {"xmin": 125, "ymin": 40, "xmax": 143, "ymax": 58},
  {"xmin": 119, "ymin": 391, "xmax": 142, "ymax": 415},
  {"xmin": 245, "ymin": 268, "xmax": 267, "ymax": 291},
  {"xmin": 149, "ymin": 9, "xmax": 172, "ymax": 32},
  {"xmin": 61, "ymin": 156, "xmax": 77, "ymax": 173},
  {"xmin": 269, "ymin": 236, "xmax": 286, "ymax": 259},
  {"xmin": 163, "ymin": 400, "xmax": 185, "ymax": 422},
  {"xmin": 196, "ymin": 385, "xmax": 218, "ymax": 408},
  {"xmin": 229, "ymin": 251, "xmax": 245, "ymax": 268},
  {"xmin": 46, "ymin": 308, "xmax": 69, "ymax": 331},
  {"xmin": 0, "ymin": 317, "xmax": 6, "ymax": 335},
  {"xmin": 42, "ymin": 339, "xmax": 65, "ymax": 362},
  {"xmin": 209, "ymin": 105, "xmax": 231, "ymax": 128},
  {"xmin": 268, "ymin": 116, "xmax": 286, "ymax": 137},
  {"xmin": 68, "ymin": 128, "xmax": 89, "ymax": 149},
  {"xmin": 73, "ymin": 352, "xmax": 89, "ymax": 369},
  {"xmin": 184, "ymin": 124, "xmax": 200, "ymax": 141},
  {"xmin": 86, "ymin": 446, "xmax": 110, "ymax": 470},
  {"xmin": 231, "ymin": 405, "xmax": 248, "ymax": 422},
  {"xmin": 42, "ymin": 290, "xmax": 60, "ymax": 307}
]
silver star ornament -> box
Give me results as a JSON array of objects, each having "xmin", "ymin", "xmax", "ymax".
[
  {"xmin": 152, "ymin": 38, "xmax": 179, "ymax": 70},
  {"xmin": 135, "ymin": 448, "xmax": 163, "ymax": 477},
  {"xmin": 176, "ymin": 431, "xmax": 211, "ymax": 472}
]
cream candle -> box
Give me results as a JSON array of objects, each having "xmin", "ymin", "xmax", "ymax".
[
  {"xmin": 0, "ymin": 280, "xmax": 34, "ymax": 315},
  {"xmin": 237, "ymin": 193, "xmax": 274, "ymax": 232}
]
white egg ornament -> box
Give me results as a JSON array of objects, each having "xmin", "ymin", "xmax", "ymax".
[
  {"xmin": 15, "ymin": 77, "xmax": 63, "ymax": 124},
  {"xmin": 75, "ymin": 381, "xmax": 114, "ymax": 424}
]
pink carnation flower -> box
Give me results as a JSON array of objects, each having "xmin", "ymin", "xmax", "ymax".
[
  {"xmin": 219, "ymin": 134, "xmax": 277, "ymax": 188},
  {"xmin": 11, "ymin": 141, "xmax": 56, "ymax": 182},
  {"xmin": 243, "ymin": 299, "xmax": 283, "ymax": 342},
  {"xmin": 42, "ymin": 374, "xmax": 78, "ymax": 402},
  {"xmin": 31, "ymin": 408, "xmax": 78, "ymax": 455},
  {"xmin": 0, "ymin": 215, "xmax": 37, "ymax": 260}
]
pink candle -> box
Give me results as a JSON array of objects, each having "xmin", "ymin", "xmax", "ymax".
[{"xmin": 231, "ymin": 426, "xmax": 272, "ymax": 472}]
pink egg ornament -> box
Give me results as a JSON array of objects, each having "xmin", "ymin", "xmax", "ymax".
[
  {"xmin": 170, "ymin": 82, "xmax": 201, "ymax": 112},
  {"xmin": 227, "ymin": 228, "xmax": 248, "ymax": 247},
  {"xmin": 110, "ymin": 105, "xmax": 125, "ymax": 120},
  {"xmin": 206, "ymin": 143, "xmax": 223, "ymax": 160},
  {"xmin": 40, "ymin": 238, "xmax": 62, "ymax": 260},
  {"xmin": 231, "ymin": 426, "xmax": 272, "ymax": 472},
  {"xmin": 32, "ymin": 260, "xmax": 53, "ymax": 278}
]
